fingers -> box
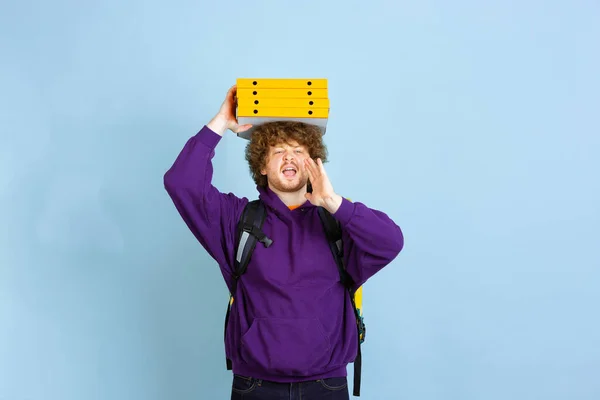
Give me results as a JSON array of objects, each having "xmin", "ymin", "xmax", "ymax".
[
  {"xmin": 228, "ymin": 84, "xmax": 237, "ymax": 96},
  {"xmin": 219, "ymin": 85, "xmax": 237, "ymax": 116},
  {"xmin": 316, "ymin": 158, "xmax": 328, "ymax": 175},
  {"xmin": 304, "ymin": 158, "xmax": 315, "ymax": 182},
  {"xmin": 304, "ymin": 158, "xmax": 319, "ymax": 180},
  {"xmin": 224, "ymin": 85, "xmax": 237, "ymax": 107},
  {"xmin": 224, "ymin": 85, "xmax": 235, "ymax": 102},
  {"xmin": 306, "ymin": 157, "xmax": 327, "ymax": 178},
  {"xmin": 305, "ymin": 157, "xmax": 317, "ymax": 171}
]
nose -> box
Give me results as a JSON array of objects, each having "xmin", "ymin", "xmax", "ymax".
[{"xmin": 284, "ymin": 150, "xmax": 294, "ymax": 161}]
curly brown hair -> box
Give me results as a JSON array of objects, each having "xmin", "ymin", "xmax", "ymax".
[{"xmin": 245, "ymin": 121, "xmax": 328, "ymax": 188}]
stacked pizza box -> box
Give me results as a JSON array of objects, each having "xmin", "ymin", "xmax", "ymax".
[{"xmin": 235, "ymin": 78, "xmax": 329, "ymax": 139}]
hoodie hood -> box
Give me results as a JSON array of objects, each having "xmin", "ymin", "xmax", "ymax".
[{"xmin": 256, "ymin": 185, "xmax": 316, "ymax": 221}]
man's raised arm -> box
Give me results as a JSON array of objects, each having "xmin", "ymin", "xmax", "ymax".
[{"xmin": 163, "ymin": 85, "xmax": 252, "ymax": 275}]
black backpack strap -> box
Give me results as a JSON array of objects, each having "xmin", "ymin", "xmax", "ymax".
[
  {"xmin": 235, "ymin": 200, "xmax": 272, "ymax": 277},
  {"xmin": 317, "ymin": 206, "xmax": 363, "ymax": 396},
  {"xmin": 224, "ymin": 199, "xmax": 272, "ymax": 370},
  {"xmin": 317, "ymin": 206, "xmax": 353, "ymax": 288}
]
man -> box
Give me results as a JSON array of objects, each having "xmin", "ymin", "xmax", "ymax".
[{"xmin": 164, "ymin": 85, "xmax": 404, "ymax": 399}]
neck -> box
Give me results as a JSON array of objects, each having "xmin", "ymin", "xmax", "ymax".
[{"xmin": 269, "ymin": 185, "xmax": 308, "ymax": 207}]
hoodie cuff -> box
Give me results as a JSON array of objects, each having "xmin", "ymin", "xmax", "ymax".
[
  {"xmin": 332, "ymin": 197, "xmax": 355, "ymax": 226},
  {"xmin": 195, "ymin": 125, "xmax": 223, "ymax": 149}
]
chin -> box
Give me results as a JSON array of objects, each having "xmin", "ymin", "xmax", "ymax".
[
  {"xmin": 281, "ymin": 182, "xmax": 305, "ymax": 192},
  {"xmin": 270, "ymin": 177, "xmax": 307, "ymax": 193}
]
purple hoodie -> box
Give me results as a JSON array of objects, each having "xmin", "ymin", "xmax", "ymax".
[{"xmin": 163, "ymin": 125, "xmax": 404, "ymax": 382}]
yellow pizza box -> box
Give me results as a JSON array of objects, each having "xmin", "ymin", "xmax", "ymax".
[
  {"xmin": 237, "ymin": 97, "xmax": 330, "ymax": 108},
  {"xmin": 234, "ymin": 77, "xmax": 330, "ymax": 140},
  {"xmin": 237, "ymin": 78, "xmax": 327, "ymax": 89},
  {"xmin": 237, "ymin": 106, "xmax": 329, "ymax": 118},
  {"xmin": 237, "ymin": 88, "xmax": 328, "ymax": 99}
]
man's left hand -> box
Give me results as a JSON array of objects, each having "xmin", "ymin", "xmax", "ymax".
[{"xmin": 304, "ymin": 157, "xmax": 343, "ymax": 214}]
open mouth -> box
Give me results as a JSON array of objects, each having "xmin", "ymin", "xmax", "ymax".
[{"xmin": 281, "ymin": 166, "xmax": 297, "ymax": 178}]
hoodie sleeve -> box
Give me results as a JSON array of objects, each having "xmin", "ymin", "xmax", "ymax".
[
  {"xmin": 163, "ymin": 125, "xmax": 248, "ymax": 283},
  {"xmin": 332, "ymin": 197, "xmax": 404, "ymax": 288}
]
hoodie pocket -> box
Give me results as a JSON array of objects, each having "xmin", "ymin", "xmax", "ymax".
[{"xmin": 240, "ymin": 317, "xmax": 332, "ymax": 376}]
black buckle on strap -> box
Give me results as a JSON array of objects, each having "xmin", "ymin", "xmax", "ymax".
[{"xmin": 243, "ymin": 223, "xmax": 273, "ymax": 248}]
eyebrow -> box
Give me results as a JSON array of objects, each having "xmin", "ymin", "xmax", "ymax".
[{"xmin": 273, "ymin": 144, "xmax": 303, "ymax": 150}]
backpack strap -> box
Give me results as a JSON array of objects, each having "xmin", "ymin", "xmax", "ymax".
[
  {"xmin": 317, "ymin": 206, "xmax": 364, "ymax": 397},
  {"xmin": 235, "ymin": 200, "xmax": 273, "ymax": 276},
  {"xmin": 224, "ymin": 199, "xmax": 271, "ymax": 370},
  {"xmin": 317, "ymin": 206, "xmax": 352, "ymax": 288}
]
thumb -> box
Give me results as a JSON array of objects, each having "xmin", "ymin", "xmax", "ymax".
[
  {"xmin": 238, "ymin": 124, "xmax": 253, "ymax": 133},
  {"xmin": 232, "ymin": 123, "xmax": 253, "ymax": 133}
]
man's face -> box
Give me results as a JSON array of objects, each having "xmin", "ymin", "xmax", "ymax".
[{"xmin": 261, "ymin": 140, "xmax": 311, "ymax": 193}]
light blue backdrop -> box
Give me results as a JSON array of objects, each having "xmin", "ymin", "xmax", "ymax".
[{"xmin": 1, "ymin": 1, "xmax": 599, "ymax": 399}]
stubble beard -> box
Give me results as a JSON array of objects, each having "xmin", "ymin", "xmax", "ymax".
[{"xmin": 268, "ymin": 171, "xmax": 309, "ymax": 193}]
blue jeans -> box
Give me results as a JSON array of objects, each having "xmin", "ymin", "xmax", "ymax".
[{"xmin": 230, "ymin": 374, "xmax": 350, "ymax": 400}]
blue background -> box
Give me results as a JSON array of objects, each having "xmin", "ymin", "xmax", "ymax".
[{"xmin": 1, "ymin": 1, "xmax": 599, "ymax": 399}]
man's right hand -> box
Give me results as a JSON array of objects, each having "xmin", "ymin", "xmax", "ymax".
[{"xmin": 207, "ymin": 85, "xmax": 253, "ymax": 136}]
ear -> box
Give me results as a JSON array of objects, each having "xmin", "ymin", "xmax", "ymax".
[{"xmin": 260, "ymin": 168, "xmax": 266, "ymax": 176}]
